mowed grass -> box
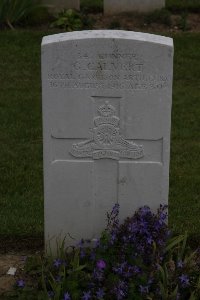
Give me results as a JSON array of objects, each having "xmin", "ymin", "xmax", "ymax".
[
  {"xmin": 0, "ymin": 31, "xmax": 45, "ymax": 236},
  {"xmin": 169, "ymin": 33, "xmax": 200, "ymax": 241},
  {"xmin": 0, "ymin": 31, "xmax": 200, "ymax": 241}
]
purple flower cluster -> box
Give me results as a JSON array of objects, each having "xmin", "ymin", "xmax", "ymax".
[
  {"xmin": 75, "ymin": 204, "xmax": 170, "ymax": 299},
  {"xmin": 16, "ymin": 204, "xmax": 200, "ymax": 300},
  {"xmin": 63, "ymin": 292, "xmax": 71, "ymax": 300},
  {"xmin": 113, "ymin": 280, "xmax": 128, "ymax": 300}
]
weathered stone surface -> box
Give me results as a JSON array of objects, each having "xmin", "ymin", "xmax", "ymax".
[
  {"xmin": 42, "ymin": 0, "xmax": 80, "ymax": 12},
  {"xmin": 104, "ymin": 0, "xmax": 165, "ymax": 14},
  {"xmin": 42, "ymin": 30, "xmax": 173, "ymax": 252}
]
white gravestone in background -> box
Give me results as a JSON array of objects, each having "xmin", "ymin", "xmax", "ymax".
[
  {"xmin": 42, "ymin": 30, "xmax": 173, "ymax": 251},
  {"xmin": 104, "ymin": 0, "xmax": 165, "ymax": 14}
]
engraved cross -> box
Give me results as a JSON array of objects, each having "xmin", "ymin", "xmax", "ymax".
[{"xmin": 51, "ymin": 96, "xmax": 163, "ymax": 237}]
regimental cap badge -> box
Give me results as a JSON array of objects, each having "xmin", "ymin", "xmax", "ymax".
[{"xmin": 70, "ymin": 100, "xmax": 144, "ymax": 161}]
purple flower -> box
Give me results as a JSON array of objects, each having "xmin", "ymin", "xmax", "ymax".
[
  {"xmin": 177, "ymin": 260, "xmax": 184, "ymax": 268},
  {"xmin": 157, "ymin": 239, "xmax": 164, "ymax": 246},
  {"xmin": 90, "ymin": 250, "xmax": 96, "ymax": 261},
  {"xmin": 63, "ymin": 292, "xmax": 71, "ymax": 300},
  {"xmin": 140, "ymin": 206, "xmax": 151, "ymax": 216},
  {"xmin": 132, "ymin": 265, "xmax": 141, "ymax": 274},
  {"xmin": 88, "ymin": 282, "xmax": 95, "ymax": 289},
  {"xmin": 159, "ymin": 211, "xmax": 167, "ymax": 222},
  {"xmin": 94, "ymin": 239, "xmax": 100, "ymax": 248},
  {"xmin": 80, "ymin": 248, "xmax": 86, "ymax": 258},
  {"xmin": 85, "ymin": 239, "xmax": 91, "ymax": 244},
  {"xmin": 148, "ymin": 278, "xmax": 153, "ymax": 286},
  {"xmin": 48, "ymin": 291, "xmax": 54, "ymax": 298},
  {"xmin": 96, "ymin": 259, "xmax": 106, "ymax": 270},
  {"xmin": 113, "ymin": 261, "xmax": 134, "ymax": 278},
  {"xmin": 55, "ymin": 275, "xmax": 62, "ymax": 282},
  {"xmin": 113, "ymin": 263, "xmax": 124, "ymax": 275},
  {"xmin": 112, "ymin": 203, "xmax": 120, "ymax": 214},
  {"xmin": 147, "ymin": 236, "xmax": 153, "ymax": 245},
  {"xmin": 93, "ymin": 268, "xmax": 104, "ymax": 281},
  {"xmin": 113, "ymin": 280, "xmax": 127, "ymax": 300},
  {"xmin": 82, "ymin": 291, "xmax": 91, "ymax": 300},
  {"xmin": 77, "ymin": 239, "xmax": 85, "ymax": 247},
  {"xmin": 110, "ymin": 232, "xmax": 117, "ymax": 244},
  {"xmin": 179, "ymin": 274, "xmax": 190, "ymax": 287},
  {"xmin": 17, "ymin": 279, "xmax": 25, "ymax": 288},
  {"xmin": 166, "ymin": 230, "xmax": 171, "ymax": 237},
  {"xmin": 139, "ymin": 285, "xmax": 149, "ymax": 294},
  {"xmin": 96, "ymin": 288, "xmax": 105, "ymax": 299},
  {"xmin": 53, "ymin": 258, "xmax": 62, "ymax": 268}
]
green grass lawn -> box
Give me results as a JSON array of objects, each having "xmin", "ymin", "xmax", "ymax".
[
  {"xmin": 0, "ymin": 31, "xmax": 200, "ymax": 243},
  {"xmin": 169, "ymin": 33, "xmax": 200, "ymax": 242},
  {"xmin": 0, "ymin": 31, "xmax": 44, "ymax": 237}
]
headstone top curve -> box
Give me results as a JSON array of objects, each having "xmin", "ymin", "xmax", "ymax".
[{"xmin": 42, "ymin": 30, "xmax": 173, "ymax": 47}]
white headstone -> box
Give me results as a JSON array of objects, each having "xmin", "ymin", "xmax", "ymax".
[
  {"xmin": 42, "ymin": 0, "xmax": 80, "ymax": 12},
  {"xmin": 42, "ymin": 30, "xmax": 173, "ymax": 251},
  {"xmin": 104, "ymin": 0, "xmax": 165, "ymax": 14}
]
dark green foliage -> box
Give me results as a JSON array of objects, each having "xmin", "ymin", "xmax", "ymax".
[
  {"xmin": 169, "ymin": 33, "xmax": 200, "ymax": 242},
  {"xmin": 0, "ymin": 0, "xmax": 43, "ymax": 29},
  {"xmin": 166, "ymin": 0, "xmax": 200, "ymax": 13},
  {"xmin": 108, "ymin": 20, "xmax": 121, "ymax": 29},
  {"xmin": 80, "ymin": 0, "xmax": 103, "ymax": 14},
  {"xmin": 144, "ymin": 8, "xmax": 172, "ymax": 26},
  {"xmin": 177, "ymin": 12, "xmax": 191, "ymax": 31},
  {"xmin": 51, "ymin": 9, "xmax": 94, "ymax": 31},
  {"xmin": 0, "ymin": 31, "xmax": 45, "ymax": 236},
  {"xmin": 21, "ymin": 6, "xmax": 51, "ymax": 27}
]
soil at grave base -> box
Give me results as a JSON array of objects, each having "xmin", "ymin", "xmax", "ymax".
[
  {"xmin": 89, "ymin": 12, "xmax": 200, "ymax": 33},
  {"xmin": 0, "ymin": 237, "xmax": 44, "ymax": 297},
  {"xmin": 0, "ymin": 254, "xmax": 26, "ymax": 297},
  {"xmin": 29, "ymin": 12, "xmax": 200, "ymax": 32},
  {"xmin": 0, "ymin": 236, "xmax": 44, "ymax": 255}
]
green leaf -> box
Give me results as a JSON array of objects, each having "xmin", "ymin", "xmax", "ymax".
[
  {"xmin": 189, "ymin": 291, "xmax": 197, "ymax": 300},
  {"xmin": 179, "ymin": 232, "xmax": 188, "ymax": 260},
  {"xmin": 169, "ymin": 285, "xmax": 179, "ymax": 300},
  {"xmin": 165, "ymin": 235, "xmax": 185, "ymax": 253},
  {"xmin": 0, "ymin": 0, "xmax": 45, "ymax": 29}
]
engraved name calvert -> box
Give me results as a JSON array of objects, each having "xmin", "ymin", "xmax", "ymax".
[
  {"xmin": 48, "ymin": 52, "xmax": 171, "ymax": 90},
  {"xmin": 70, "ymin": 101, "xmax": 144, "ymax": 160}
]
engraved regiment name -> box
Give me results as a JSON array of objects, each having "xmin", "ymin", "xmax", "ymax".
[
  {"xmin": 47, "ymin": 51, "xmax": 172, "ymax": 90},
  {"xmin": 70, "ymin": 101, "xmax": 144, "ymax": 160}
]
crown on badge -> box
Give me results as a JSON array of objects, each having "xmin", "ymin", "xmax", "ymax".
[
  {"xmin": 94, "ymin": 101, "xmax": 120, "ymax": 127},
  {"xmin": 98, "ymin": 101, "xmax": 116, "ymax": 117}
]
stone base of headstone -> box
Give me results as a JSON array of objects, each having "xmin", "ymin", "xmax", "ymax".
[
  {"xmin": 104, "ymin": 0, "xmax": 165, "ymax": 15},
  {"xmin": 42, "ymin": 0, "xmax": 80, "ymax": 12}
]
